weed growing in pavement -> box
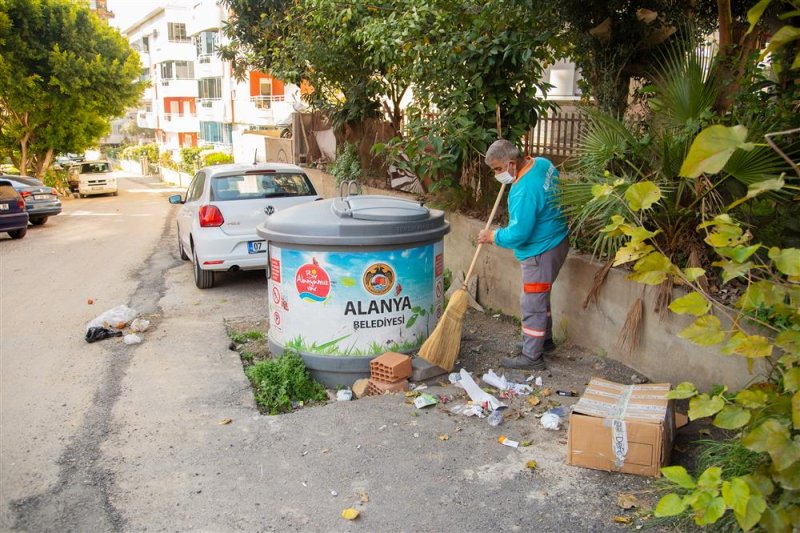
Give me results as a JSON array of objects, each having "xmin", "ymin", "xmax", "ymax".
[
  {"xmin": 230, "ymin": 330, "xmax": 265, "ymax": 344},
  {"xmin": 245, "ymin": 350, "xmax": 327, "ymax": 415}
]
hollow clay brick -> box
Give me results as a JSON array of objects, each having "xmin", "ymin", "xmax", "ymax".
[
  {"xmin": 369, "ymin": 352, "xmax": 412, "ymax": 383},
  {"xmin": 366, "ymin": 378, "xmax": 409, "ymax": 396}
]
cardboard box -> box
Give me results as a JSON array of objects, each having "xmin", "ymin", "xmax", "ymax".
[{"xmin": 567, "ymin": 378, "xmax": 675, "ymax": 477}]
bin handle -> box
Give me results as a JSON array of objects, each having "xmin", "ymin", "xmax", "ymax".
[{"xmin": 339, "ymin": 180, "xmax": 361, "ymax": 198}]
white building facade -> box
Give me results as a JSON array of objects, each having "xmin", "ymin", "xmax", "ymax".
[{"xmin": 123, "ymin": 1, "xmax": 300, "ymax": 156}]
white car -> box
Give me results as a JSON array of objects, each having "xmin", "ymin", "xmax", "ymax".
[{"xmin": 169, "ymin": 162, "xmax": 320, "ymax": 289}]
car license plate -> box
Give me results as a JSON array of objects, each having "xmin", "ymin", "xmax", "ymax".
[
  {"xmin": 0, "ymin": 204, "xmax": 8, "ymax": 210},
  {"xmin": 248, "ymin": 240, "xmax": 266, "ymax": 254},
  {"xmin": 34, "ymin": 194, "xmax": 49, "ymax": 200}
]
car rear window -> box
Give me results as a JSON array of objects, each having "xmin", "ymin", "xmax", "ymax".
[
  {"xmin": 0, "ymin": 184, "xmax": 19, "ymax": 200},
  {"xmin": 80, "ymin": 163, "xmax": 111, "ymax": 173},
  {"xmin": 12, "ymin": 176, "xmax": 43, "ymax": 186},
  {"xmin": 211, "ymin": 173, "xmax": 314, "ymax": 201}
]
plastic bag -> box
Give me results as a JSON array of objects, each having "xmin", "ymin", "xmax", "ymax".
[
  {"xmin": 85, "ymin": 327, "xmax": 123, "ymax": 343},
  {"xmin": 123, "ymin": 334, "xmax": 142, "ymax": 345},
  {"xmin": 540, "ymin": 412, "xmax": 561, "ymax": 430},
  {"xmin": 87, "ymin": 304, "xmax": 138, "ymax": 331},
  {"xmin": 129, "ymin": 318, "xmax": 150, "ymax": 332}
]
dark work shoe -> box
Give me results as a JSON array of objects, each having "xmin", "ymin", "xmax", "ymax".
[
  {"xmin": 514, "ymin": 339, "xmax": 556, "ymax": 353},
  {"xmin": 500, "ymin": 355, "xmax": 547, "ymax": 371}
]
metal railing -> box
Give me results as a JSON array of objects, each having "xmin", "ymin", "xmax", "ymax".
[
  {"xmin": 163, "ymin": 112, "xmax": 198, "ymax": 121},
  {"xmin": 250, "ymin": 95, "xmax": 286, "ymax": 110}
]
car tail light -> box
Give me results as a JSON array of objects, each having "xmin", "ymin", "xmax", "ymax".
[
  {"xmin": 20, "ymin": 191, "xmax": 31, "ymax": 198},
  {"xmin": 17, "ymin": 198, "xmax": 25, "ymax": 210},
  {"xmin": 199, "ymin": 205, "xmax": 224, "ymax": 227}
]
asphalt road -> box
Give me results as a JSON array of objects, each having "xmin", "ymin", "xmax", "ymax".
[{"xmin": 1, "ymin": 173, "xmax": 649, "ymax": 532}]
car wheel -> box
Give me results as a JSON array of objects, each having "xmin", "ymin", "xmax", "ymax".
[
  {"xmin": 8, "ymin": 227, "xmax": 27, "ymax": 239},
  {"xmin": 112, "ymin": 191, "xmax": 118, "ymax": 196},
  {"xmin": 31, "ymin": 217, "xmax": 48, "ymax": 226},
  {"xmin": 192, "ymin": 246, "xmax": 214, "ymax": 289},
  {"xmin": 177, "ymin": 229, "xmax": 189, "ymax": 260}
]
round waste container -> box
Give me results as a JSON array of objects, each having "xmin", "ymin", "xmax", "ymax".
[{"xmin": 257, "ymin": 192, "xmax": 450, "ymax": 387}]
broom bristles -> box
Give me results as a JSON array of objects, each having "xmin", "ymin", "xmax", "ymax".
[{"xmin": 417, "ymin": 289, "xmax": 469, "ymax": 371}]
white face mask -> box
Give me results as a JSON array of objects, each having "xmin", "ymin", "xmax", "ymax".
[{"xmin": 494, "ymin": 162, "xmax": 515, "ymax": 185}]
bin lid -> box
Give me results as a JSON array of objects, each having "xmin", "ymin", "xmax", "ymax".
[{"xmin": 257, "ymin": 195, "xmax": 449, "ymax": 246}]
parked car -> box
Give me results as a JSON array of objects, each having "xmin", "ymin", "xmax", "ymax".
[
  {"xmin": 0, "ymin": 179, "xmax": 29, "ymax": 239},
  {"xmin": 2, "ymin": 175, "xmax": 62, "ymax": 225},
  {"xmin": 68, "ymin": 160, "xmax": 117, "ymax": 197},
  {"xmin": 169, "ymin": 163, "xmax": 319, "ymax": 289}
]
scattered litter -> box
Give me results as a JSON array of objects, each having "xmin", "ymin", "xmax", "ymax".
[
  {"xmin": 498, "ymin": 435, "xmax": 519, "ymax": 448},
  {"xmin": 87, "ymin": 304, "xmax": 137, "ymax": 331},
  {"xmin": 487, "ymin": 409, "xmax": 504, "ymax": 427},
  {"xmin": 87, "ymin": 298, "xmax": 94, "ymax": 305},
  {"xmin": 535, "ymin": 376, "xmax": 544, "ymax": 387},
  {"xmin": 356, "ymin": 444, "xmax": 361, "ymax": 449},
  {"xmin": 322, "ymin": 448, "xmax": 330, "ymax": 453},
  {"xmin": 526, "ymin": 460, "xmax": 538, "ymax": 470},
  {"xmin": 492, "ymin": 313, "xmax": 501, "ymax": 318},
  {"xmin": 556, "ymin": 390, "xmax": 577, "ymax": 397},
  {"xmin": 520, "ymin": 440, "xmax": 533, "ymax": 447},
  {"xmin": 631, "ymin": 373, "xmax": 649, "ymax": 384},
  {"xmin": 302, "ymin": 481, "xmax": 307, "ymax": 487},
  {"xmin": 336, "ymin": 389, "xmax": 353, "ymax": 401},
  {"xmin": 218, "ymin": 418, "xmax": 233, "ymax": 425},
  {"xmin": 617, "ymin": 493, "xmax": 641, "ymax": 509},
  {"xmin": 414, "ymin": 393, "xmax": 438, "ymax": 409},
  {"xmin": 528, "ymin": 396, "xmax": 541, "ymax": 406},
  {"xmin": 540, "ymin": 388, "xmax": 552, "ymax": 397},
  {"xmin": 548, "ymin": 406, "xmax": 568, "ymax": 417},
  {"xmin": 123, "ymin": 334, "xmax": 142, "ymax": 345},
  {"xmin": 378, "ymin": 425, "xmax": 387, "ymax": 431},
  {"xmin": 359, "ymin": 492, "xmax": 369, "ymax": 503},
  {"xmin": 330, "ymin": 490, "xmax": 338, "ymax": 497},
  {"xmin": 448, "ymin": 372, "xmax": 462, "ymax": 384},
  {"xmin": 301, "ymin": 450, "xmax": 308, "ymax": 456},
  {"xmin": 85, "ymin": 327, "xmax": 123, "ymax": 343},
  {"xmin": 449, "ymin": 404, "xmax": 485, "ymax": 418},
  {"xmin": 413, "ymin": 432, "xmax": 419, "ymax": 438},
  {"xmin": 613, "ymin": 516, "xmax": 633, "ymax": 525},
  {"xmin": 481, "ymin": 370, "xmax": 533, "ymax": 395},
  {"xmin": 130, "ymin": 318, "xmax": 151, "ymax": 332},
  {"xmin": 438, "ymin": 434, "xmax": 449, "ymax": 441},
  {"xmin": 404, "ymin": 390, "xmax": 421, "ymax": 398},
  {"xmin": 413, "ymin": 385, "xmax": 428, "ymax": 391},
  {"xmin": 540, "ymin": 412, "xmax": 561, "ymax": 430},
  {"xmin": 458, "ymin": 369, "xmax": 505, "ymax": 411},
  {"xmin": 341, "ymin": 508, "xmax": 360, "ymax": 520}
]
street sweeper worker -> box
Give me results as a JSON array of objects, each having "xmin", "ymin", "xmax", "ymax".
[{"xmin": 477, "ymin": 139, "xmax": 569, "ymax": 371}]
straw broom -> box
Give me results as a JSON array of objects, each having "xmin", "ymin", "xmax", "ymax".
[{"xmin": 418, "ymin": 181, "xmax": 507, "ymax": 371}]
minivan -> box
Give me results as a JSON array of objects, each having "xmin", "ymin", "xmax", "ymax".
[{"xmin": 68, "ymin": 160, "xmax": 117, "ymax": 197}]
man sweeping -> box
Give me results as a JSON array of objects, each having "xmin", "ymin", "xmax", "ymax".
[{"xmin": 477, "ymin": 139, "xmax": 569, "ymax": 371}]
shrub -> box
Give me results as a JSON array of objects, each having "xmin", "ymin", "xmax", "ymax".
[
  {"xmin": 179, "ymin": 147, "xmax": 203, "ymax": 173},
  {"xmin": 328, "ymin": 142, "xmax": 362, "ymax": 186},
  {"xmin": 245, "ymin": 351, "xmax": 327, "ymax": 415},
  {"xmin": 121, "ymin": 143, "xmax": 158, "ymax": 163},
  {"xmin": 202, "ymin": 152, "xmax": 233, "ymax": 166}
]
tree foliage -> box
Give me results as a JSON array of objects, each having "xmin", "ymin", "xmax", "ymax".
[{"xmin": 0, "ymin": 0, "xmax": 144, "ymax": 177}]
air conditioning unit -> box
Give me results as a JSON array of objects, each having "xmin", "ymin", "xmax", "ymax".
[{"xmin": 152, "ymin": 29, "xmax": 159, "ymax": 38}]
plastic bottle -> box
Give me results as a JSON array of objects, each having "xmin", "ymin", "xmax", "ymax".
[{"xmin": 487, "ymin": 409, "xmax": 503, "ymax": 426}]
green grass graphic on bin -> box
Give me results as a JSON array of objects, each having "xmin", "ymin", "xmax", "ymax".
[{"xmin": 285, "ymin": 332, "xmax": 428, "ymax": 356}]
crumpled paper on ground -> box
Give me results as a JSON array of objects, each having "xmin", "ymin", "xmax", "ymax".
[{"xmin": 458, "ymin": 369, "xmax": 505, "ymax": 411}]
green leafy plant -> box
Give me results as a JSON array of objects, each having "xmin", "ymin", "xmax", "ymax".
[
  {"xmin": 202, "ymin": 152, "xmax": 234, "ymax": 166},
  {"xmin": 245, "ymin": 350, "xmax": 328, "ymax": 415},
  {"xmin": 594, "ymin": 123, "xmax": 799, "ymax": 531},
  {"xmin": 328, "ymin": 142, "xmax": 362, "ymax": 186},
  {"xmin": 230, "ymin": 330, "xmax": 265, "ymax": 344},
  {"xmin": 121, "ymin": 143, "xmax": 159, "ymax": 163},
  {"xmin": 179, "ymin": 147, "xmax": 203, "ymax": 173}
]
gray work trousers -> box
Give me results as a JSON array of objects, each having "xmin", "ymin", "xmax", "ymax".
[{"xmin": 520, "ymin": 237, "xmax": 569, "ymax": 360}]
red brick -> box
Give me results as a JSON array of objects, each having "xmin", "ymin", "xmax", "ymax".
[
  {"xmin": 366, "ymin": 378, "xmax": 408, "ymax": 396},
  {"xmin": 370, "ymin": 352, "xmax": 412, "ymax": 383}
]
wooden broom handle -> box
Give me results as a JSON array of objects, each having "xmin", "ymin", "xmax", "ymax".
[{"xmin": 463, "ymin": 182, "xmax": 506, "ymax": 287}]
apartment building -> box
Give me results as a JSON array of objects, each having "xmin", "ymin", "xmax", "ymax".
[{"xmin": 123, "ymin": 1, "xmax": 300, "ymax": 158}]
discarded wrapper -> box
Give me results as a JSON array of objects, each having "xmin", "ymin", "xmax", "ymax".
[
  {"xmin": 498, "ymin": 435, "xmax": 519, "ymax": 448},
  {"xmin": 481, "ymin": 370, "xmax": 533, "ymax": 395},
  {"xmin": 336, "ymin": 389, "xmax": 353, "ymax": 401},
  {"xmin": 414, "ymin": 393, "xmax": 438, "ymax": 409},
  {"xmin": 450, "ymin": 403, "xmax": 485, "ymax": 418},
  {"xmin": 541, "ymin": 412, "xmax": 561, "ymax": 430},
  {"xmin": 123, "ymin": 333, "xmax": 142, "ymax": 345}
]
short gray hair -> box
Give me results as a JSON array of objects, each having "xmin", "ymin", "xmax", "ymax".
[{"xmin": 485, "ymin": 139, "xmax": 521, "ymax": 166}]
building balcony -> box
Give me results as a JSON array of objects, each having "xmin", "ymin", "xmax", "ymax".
[
  {"xmin": 195, "ymin": 54, "xmax": 224, "ymax": 78},
  {"xmin": 149, "ymin": 44, "xmax": 196, "ymax": 65},
  {"xmin": 235, "ymin": 96, "xmax": 292, "ymax": 127},
  {"xmin": 157, "ymin": 78, "xmax": 198, "ymax": 98},
  {"xmin": 136, "ymin": 111, "xmax": 156, "ymax": 129},
  {"xmin": 196, "ymin": 98, "xmax": 227, "ymax": 122},
  {"xmin": 160, "ymin": 113, "xmax": 199, "ymax": 133}
]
